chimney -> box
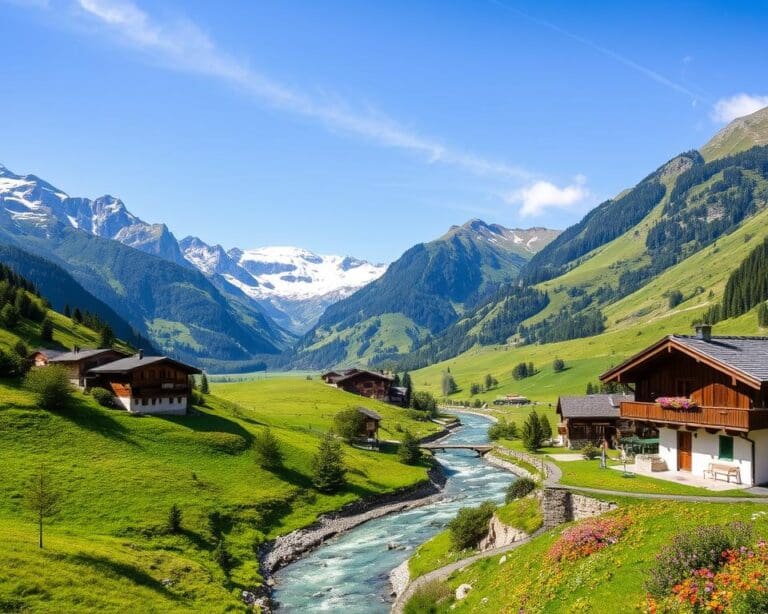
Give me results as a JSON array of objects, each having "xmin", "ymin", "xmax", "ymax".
[
  {"xmin": 695, "ymin": 324, "xmax": 712, "ymax": 342},
  {"xmin": 138, "ymin": 349, "xmax": 144, "ymax": 359}
]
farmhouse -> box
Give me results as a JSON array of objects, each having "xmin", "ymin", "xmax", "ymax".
[
  {"xmin": 321, "ymin": 368, "xmax": 394, "ymax": 401},
  {"xmin": 601, "ymin": 325, "xmax": 768, "ymax": 486},
  {"xmin": 87, "ymin": 351, "xmax": 201, "ymax": 415},
  {"xmin": 43, "ymin": 347, "xmax": 129, "ymax": 388},
  {"xmin": 556, "ymin": 393, "xmax": 634, "ymax": 449}
]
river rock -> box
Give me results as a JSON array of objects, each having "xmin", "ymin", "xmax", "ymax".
[
  {"xmin": 389, "ymin": 560, "xmax": 410, "ymax": 597},
  {"xmin": 455, "ymin": 583, "xmax": 472, "ymax": 600}
]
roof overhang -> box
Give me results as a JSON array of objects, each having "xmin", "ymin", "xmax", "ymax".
[{"xmin": 600, "ymin": 336, "xmax": 763, "ymax": 390}]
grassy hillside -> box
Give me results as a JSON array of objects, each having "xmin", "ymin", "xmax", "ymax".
[
  {"xmin": 0, "ymin": 372, "xmax": 440, "ymax": 611},
  {"xmin": 420, "ymin": 499, "xmax": 768, "ymax": 613},
  {"xmin": 701, "ymin": 105, "xmax": 768, "ymax": 161}
]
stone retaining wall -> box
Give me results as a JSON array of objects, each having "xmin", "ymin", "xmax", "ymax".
[{"xmin": 541, "ymin": 488, "xmax": 617, "ymax": 529}]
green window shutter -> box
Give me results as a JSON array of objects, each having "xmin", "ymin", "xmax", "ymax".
[{"xmin": 719, "ymin": 435, "xmax": 734, "ymax": 461}]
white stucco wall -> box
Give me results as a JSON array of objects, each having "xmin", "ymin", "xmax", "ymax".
[
  {"xmin": 115, "ymin": 396, "xmax": 187, "ymax": 415},
  {"xmin": 657, "ymin": 426, "xmax": 754, "ymax": 485}
]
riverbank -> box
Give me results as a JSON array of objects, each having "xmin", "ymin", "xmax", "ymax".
[{"xmin": 261, "ymin": 463, "xmax": 448, "ymax": 580}]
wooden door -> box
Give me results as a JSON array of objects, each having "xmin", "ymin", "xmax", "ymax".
[{"xmin": 677, "ymin": 431, "xmax": 692, "ymax": 471}]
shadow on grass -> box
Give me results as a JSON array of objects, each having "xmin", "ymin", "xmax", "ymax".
[
  {"xmin": 158, "ymin": 409, "xmax": 254, "ymax": 447},
  {"xmin": 67, "ymin": 553, "xmax": 180, "ymax": 599},
  {"xmin": 55, "ymin": 396, "xmax": 136, "ymax": 445}
]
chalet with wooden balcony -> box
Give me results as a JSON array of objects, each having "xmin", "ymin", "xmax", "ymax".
[
  {"xmin": 600, "ymin": 325, "xmax": 768, "ymax": 485},
  {"xmin": 87, "ymin": 351, "xmax": 201, "ymax": 415},
  {"xmin": 321, "ymin": 368, "xmax": 394, "ymax": 402},
  {"xmin": 42, "ymin": 347, "xmax": 129, "ymax": 388}
]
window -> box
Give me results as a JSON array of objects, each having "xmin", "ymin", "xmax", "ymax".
[
  {"xmin": 719, "ymin": 435, "xmax": 734, "ymax": 461},
  {"xmin": 675, "ymin": 379, "xmax": 695, "ymax": 397}
]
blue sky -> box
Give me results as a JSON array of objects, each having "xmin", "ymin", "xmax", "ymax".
[{"xmin": 1, "ymin": 0, "xmax": 767, "ymax": 262}]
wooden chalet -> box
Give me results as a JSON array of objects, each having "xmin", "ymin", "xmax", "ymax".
[
  {"xmin": 321, "ymin": 368, "xmax": 394, "ymax": 401},
  {"xmin": 87, "ymin": 351, "xmax": 201, "ymax": 415},
  {"xmin": 556, "ymin": 393, "xmax": 635, "ymax": 449},
  {"xmin": 44, "ymin": 347, "xmax": 129, "ymax": 388},
  {"xmin": 357, "ymin": 407, "xmax": 382, "ymax": 441},
  {"xmin": 601, "ymin": 325, "xmax": 768, "ymax": 485}
]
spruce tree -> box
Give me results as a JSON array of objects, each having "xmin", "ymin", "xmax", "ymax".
[
  {"xmin": 521, "ymin": 411, "xmax": 545, "ymax": 452},
  {"xmin": 200, "ymin": 372, "xmax": 210, "ymax": 394},
  {"xmin": 254, "ymin": 427, "xmax": 283, "ymax": 470},
  {"xmin": 40, "ymin": 317, "xmax": 53, "ymax": 342},
  {"xmin": 312, "ymin": 431, "xmax": 346, "ymax": 493},
  {"xmin": 402, "ymin": 371, "xmax": 412, "ymax": 407},
  {"xmin": 539, "ymin": 414, "xmax": 553, "ymax": 441}
]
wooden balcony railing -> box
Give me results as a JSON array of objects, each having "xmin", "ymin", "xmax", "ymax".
[{"xmin": 620, "ymin": 401, "xmax": 768, "ymax": 431}]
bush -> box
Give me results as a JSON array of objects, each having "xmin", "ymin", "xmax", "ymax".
[
  {"xmin": 0, "ymin": 348, "xmax": 23, "ymax": 377},
  {"xmin": 13, "ymin": 341, "xmax": 28, "ymax": 357},
  {"xmin": 213, "ymin": 538, "xmax": 234, "ymax": 576},
  {"xmin": 668, "ymin": 289, "xmax": 684, "ymax": 309},
  {"xmin": 91, "ymin": 387, "xmax": 114, "ymax": 408},
  {"xmin": 646, "ymin": 522, "xmax": 753, "ymax": 597},
  {"xmin": 505, "ymin": 477, "xmax": 536, "ymax": 503},
  {"xmin": 411, "ymin": 391, "xmax": 437, "ymax": 417},
  {"xmin": 23, "ymin": 366, "xmax": 73, "ymax": 410},
  {"xmin": 167, "ymin": 504, "xmax": 182, "ymax": 534},
  {"xmin": 254, "ymin": 427, "xmax": 284, "ymax": 470},
  {"xmin": 552, "ymin": 358, "xmax": 565, "ymax": 372},
  {"xmin": 469, "ymin": 382, "xmax": 482, "ymax": 396},
  {"xmin": 312, "ymin": 431, "xmax": 346, "ymax": 493},
  {"xmin": 448, "ymin": 501, "xmax": 496, "ymax": 550},
  {"xmin": 403, "ymin": 580, "xmax": 452, "ymax": 614},
  {"xmin": 488, "ymin": 419, "xmax": 518, "ymax": 441},
  {"xmin": 333, "ymin": 408, "xmax": 364, "ymax": 442},
  {"xmin": 398, "ymin": 430, "xmax": 421, "ymax": 465},
  {"xmin": 473, "ymin": 398, "xmax": 482, "ymax": 408},
  {"xmin": 581, "ymin": 443, "xmax": 600, "ymax": 460},
  {"xmin": 441, "ymin": 371, "xmax": 457, "ymax": 396}
]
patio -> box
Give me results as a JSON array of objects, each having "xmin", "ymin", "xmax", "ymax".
[{"xmin": 608, "ymin": 463, "xmax": 751, "ymax": 491}]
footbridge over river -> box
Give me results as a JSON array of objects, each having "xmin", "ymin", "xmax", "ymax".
[{"xmin": 419, "ymin": 443, "xmax": 494, "ymax": 456}]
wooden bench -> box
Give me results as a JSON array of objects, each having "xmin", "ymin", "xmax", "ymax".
[{"xmin": 704, "ymin": 463, "xmax": 741, "ymax": 484}]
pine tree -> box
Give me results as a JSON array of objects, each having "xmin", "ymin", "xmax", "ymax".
[
  {"xmin": 441, "ymin": 371, "xmax": 458, "ymax": 396},
  {"xmin": 540, "ymin": 414, "xmax": 552, "ymax": 441},
  {"xmin": 72, "ymin": 308, "xmax": 82, "ymax": 324},
  {"xmin": 521, "ymin": 411, "xmax": 545, "ymax": 452},
  {"xmin": 759, "ymin": 303, "xmax": 768, "ymax": 328},
  {"xmin": 98, "ymin": 325, "xmax": 114, "ymax": 349},
  {"xmin": 40, "ymin": 317, "xmax": 53, "ymax": 342},
  {"xmin": 586, "ymin": 382, "xmax": 595, "ymax": 394},
  {"xmin": 402, "ymin": 371, "xmax": 412, "ymax": 407},
  {"xmin": 312, "ymin": 431, "xmax": 346, "ymax": 493},
  {"xmin": 63, "ymin": 304, "xmax": 71, "ymax": 318},
  {"xmin": 200, "ymin": 372, "xmax": 210, "ymax": 394},
  {"xmin": 254, "ymin": 427, "xmax": 283, "ymax": 470}
]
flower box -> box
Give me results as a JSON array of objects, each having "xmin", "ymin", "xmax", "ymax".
[{"xmin": 655, "ymin": 396, "xmax": 698, "ymax": 410}]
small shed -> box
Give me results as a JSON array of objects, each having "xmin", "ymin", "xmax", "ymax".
[{"xmin": 356, "ymin": 407, "xmax": 382, "ymax": 441}]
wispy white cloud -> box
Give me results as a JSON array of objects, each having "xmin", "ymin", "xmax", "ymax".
[
  {"xmin": 69, "ymin": 0, "xmax": 530, "ymax": 180},
  {"xmin": 711, "ymin": 94, "xmax": 768, "ymax": 123},
  {"xmin": 505, "ymin": 175, "xmax": 590, "ymax": 217},
  {"xmin": 491, "ymin": 1, "xmax": 707, "ymax": 104}
]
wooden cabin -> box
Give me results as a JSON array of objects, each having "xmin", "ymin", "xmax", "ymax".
[
  {"xmin": 321, "ymin": 368, "xmax": 394, "ymax": 401},
  {"xmin": 601, "ymin": 325, "xmax": 768, "ymax": 485},
  {"xmin": 556, "ymin": 394, "xmax": 635, "ymax": 449},
  {"xmin": 87, "ymin": 352, "xmax": 201, "ymax": 415},
  {"xmin": 45, "ymin": 347, "xmax": 128, "ymax": 388},
  {"xmin": 357, "ymin": 407, "xmax": 381, "ymax": 441},
  {"xmin": 28, "ymin": 348, "xmax": 64, "ymax": 367}
]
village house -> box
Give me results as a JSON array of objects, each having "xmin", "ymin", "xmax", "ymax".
[
  {"xmin": 601, "ymin": 325, "xmax": 768, "ymax": 486},
  {"xmin": 87, "ymin": 351, "xmax": 201, "ymax": 415},
  {"xmin": 556, "ymin": 393, "xmax": 635, "ymax": 449},
  {"xmin": 321, "ymin": 368, "xmax": 394, "ymax": 401},
  {"xmin": 34, "ymin": 347, "xmax": 129, "ymax": 388}
]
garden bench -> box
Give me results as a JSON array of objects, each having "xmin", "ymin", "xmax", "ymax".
[{"xmin": 704, "ymin": 462, "xmax": 741, "ymax": 484}]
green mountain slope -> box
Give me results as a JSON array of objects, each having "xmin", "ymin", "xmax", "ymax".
[
  {"xmin": 701, "ymin": 105, "xmax": 768, "ymax": 161},
  {"xmin": 291, "ymin": 221, "xmax": 558, "ymax": 369},
  {"xmin": 411, "ymin": 113, "xmax": 768, "ymax": 403}
]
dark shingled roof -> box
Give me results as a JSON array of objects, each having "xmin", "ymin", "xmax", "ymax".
[
  {"xmin": 49, "ymin": 348, "xmax": 123, "ymax": 363},
  {"xmin": 333, "ymin": 369, "xmax": 393, "ymax": 383},
  {"xmin": 357, "ymin": 407, "xmax": 382, "ymax": 420},
  {"xmin": 557, "ymin": 393, "xmax": 634, "ymax": 419},
  {"xmin": 87, "ymin": 355, "xmax": 201, "ymax": 375},
  {"xmin": 671, "ymin": 335, "xmax": 768, "ymax": 383}
]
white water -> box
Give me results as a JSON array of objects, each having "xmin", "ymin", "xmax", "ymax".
[{"xmin": 272, "ymin": 413, "xmax": 513, "ymax": 612}]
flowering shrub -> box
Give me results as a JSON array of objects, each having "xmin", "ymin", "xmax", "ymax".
[
  {"xmin": 547, "ymin": 515, "xmax": 631, "ymax": 562},
  {"xmin": 648, "ymin": 541, "xmax": 768, "ymax": 613},
  {"xmin": 646, "ymin": 522, "xmax": 753, "ymax": 596},
  {"xmin": 656, "ymin": 397, "xmax": 698, "ymax": 410}
]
